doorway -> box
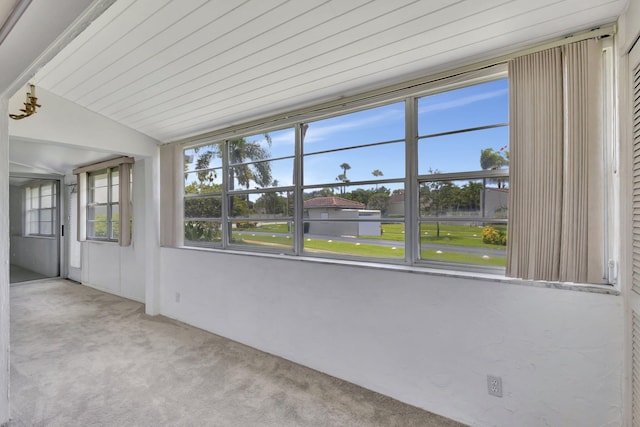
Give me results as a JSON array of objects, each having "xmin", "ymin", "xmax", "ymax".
[{"xmin": 9, "ymin": 176, "xmax": 61, "ymax": 283}]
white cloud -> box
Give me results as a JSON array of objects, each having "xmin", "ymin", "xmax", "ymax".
[
  {"xmin": 304, "ymin": 107, "xmax": 403, "ymax": 144},
  {"xmin": 418, "ymin": 88, "xmax": 507, "ymax": 115}
]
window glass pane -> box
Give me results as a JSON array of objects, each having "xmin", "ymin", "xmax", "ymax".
[
  {"xmin": 419, "ymin": 222, "xmax": 506, "ymax": 267},
  {"xmin": 303, "ymin": 183, "xmax": 404, "ymax": 220},
  {"xmin": 229, "ymin": 191, "xmax": 293, "ymax": 219},
  {"xmin": 418, "ymin": 79, "xmax": 508, "ymax": 136},
  {"xmin": 229, "ymin": 157, "xmax": 293, "ymax": 190},
  {"xmin": 111, "ymin": 183, "xmax": 119, "ymax": 203},
  {"xmin": 40, "ymin": 222, "xmax": 52, "ymax": 235},
  {"xmin": 302, "ymin": 221, "xmax": 404, "ymax": 259},
  {"xmin": 40, "ymin": 208, "xmax": 52, "ymax": 222},
  {"xmin": 418, "ymin": 127, "xmax": 509, "ymax": 175},
  {"xmin": 184, "ymin": 196, "xmax": 222, "ymax": 219},
  {"xmin": 40, "ymin": 194, "xmax": 52, "ymax": 209},
  {"xmin": 185, "ymin": 143, "xmax": 223, "ymax": 172},
  {"xmin": 229, "ymin": 129, "xmax": 294, "ymax": 164},
  {"xmin": 112, "ymin": 203, "xmax": 119, "ymax": 221},
  {"xmin": 29, "ymin": 221, "xmax": 39, "ymax": 234},
  {"xmin": 112, "ymin": 220, "xmax": 119, "ymax": 239},
  {"xmin": 29, "ymin": 187, "xmax": 39, "ymax": 208},
  {"xmin": 184, "ymin": 221, "xmax": 222, "ymax": 246},
  {"xmin": 40, "ymin": 184, "xmax": 52, "ymax": 197},
  {"xmin": 231, "ymin": 221, "xmax": 294, "ymax": 252},
  {"xmin": 88, "ymin": 221, "xmax": 108, "ymax": 238},
  {"xmin": 304, "ymin": 102, "xmax": 404, "ymax": 153},
  {"xmin": 91, "ymin": 171, "xmax": 108, "ymax": 189},
  {"xmin": 185, "ymin": 168, "xmax": 223, "ymax": 192},
  {"xmin": 93, "ymin": 186, "xmax": 108, "ymax": 204},
  {"xmin": 88, "ymin": 205, "xmax": 108, "ymax": 221},
  {"xmin": 111, "ymin": 168, "xmax": 119, "ymax": 186},
  {"xmin": 303, "ymin": 142, "xmax": 404, "ymax": 186},
  {"xmin": 419, "ymin": 179, "xmax": 509, "ymax": 219}
]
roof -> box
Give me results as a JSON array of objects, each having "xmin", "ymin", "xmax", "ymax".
[{"xmin": 303, "ymin": 197, "xmax": 365, "ymax": 209}]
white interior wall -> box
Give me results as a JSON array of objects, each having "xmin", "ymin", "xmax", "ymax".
[
  {"xmin": 7, "ymin": 88, "xmax": 160, "ymax": 302},
  {"xmin": 8, "ymin": 88, "xmax": 158, "ymax": 158},
  {"xmin": 1, "ymin": 98, "xmax": 10, "ymax": 425},
  {"xmin": 80, "ymin": 159, "xmax": 147, "ymax": 303},
  {"xmin": 158, "ymin": 248, "xmax": 623, "ymax": 427}
]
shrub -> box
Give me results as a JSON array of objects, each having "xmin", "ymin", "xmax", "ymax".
[
  {"xmin": 236, "ymin": 221, "xmax": 257, "ymax": 229},
  {"xmin": 482, "ymin": 226, "xmax": 507, "ymax": 246}
]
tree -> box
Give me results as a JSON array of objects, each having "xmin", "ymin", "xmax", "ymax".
[
  {"xmin": 368, "ymin": 192, "xmax": 390, "ymax": 213},
  {"xmin": 371, "ymin": 169, "xmax": 383, "ymax": 189},
  {"xmin": 335, "ymin": 163, "xmax": 351, "ymax": 194},
  {"xmin": 420, "ymin": 169, "xmax": 453, "ymax": 238},
  {"xmin": 480, "ymin": 146, "xmax": 509, "ymax": 189},
  {"xmin": 229, "ymin": 135, "xmax": 273, "ymax": 189},
  {"xmin": 340, "ymin": 162, "xmax": 351, "ymax": 179},
  {"xmin": 336, "ymin": 173, "xmax": 349, "ymax": 194}
]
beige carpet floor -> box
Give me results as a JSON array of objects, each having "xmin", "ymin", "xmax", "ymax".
[{"xmin": 9, "ymin": 279, "xmax": 465, "ymax": 427}]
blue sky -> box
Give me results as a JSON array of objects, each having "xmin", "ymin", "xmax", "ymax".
[{"xmin": 185, "ymin": 78, "xmax": 509, "ymax": 192}]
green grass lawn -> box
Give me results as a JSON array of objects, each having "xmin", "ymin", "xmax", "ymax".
[
  {"xmin": 253, "ymin": 223, "xmax": 290, "ymax": 233},
  {"xmin": 358, "ymin": 222, "xmax": 506, "ymax": 250},
  {"xmin": 233, "ymin": 232, "xmax": 403, "ymax": 257},
  {"xmin": 233, "ymin": 231, "xmax": 505, "ymax": 266},
  {"xmin": 420, "ymin": 249, "xmax": 506, "ymax": 267}
]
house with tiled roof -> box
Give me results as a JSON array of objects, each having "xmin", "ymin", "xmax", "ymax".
[
  {"xmin": 303, "ymin": 196, "xmax": 365, "ymax": 210},
  {"xmin": 303, "ymin": 196, "xmax": 381, "ymax": 237}
]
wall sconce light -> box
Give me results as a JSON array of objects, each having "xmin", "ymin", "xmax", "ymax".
[{"xmin": 9, "ymin": 84, "xmax": 41, "ymax": 120}]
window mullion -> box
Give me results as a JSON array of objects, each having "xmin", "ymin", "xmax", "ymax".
[
  {"xmin": 405, "ymin": 98, "xmax": 418, "ymax": 265},
  {"xmin": 294, "ymin": 123, "xmax": 305, "ymax": 255},
  {"xmin": 107, "ymin": 168, "xmax": 113, "ymax": 240},
  {"xmin": 221, "ymin": 140, "xmax": 230, "ymax": 249}
]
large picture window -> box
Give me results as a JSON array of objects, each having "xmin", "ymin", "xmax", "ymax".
[
  {"xmin": 182, "ymin": 72, "xmax": 509, "ymax": 272},
  {"xmin": 174, "ymin": 37, "xmax": 614, "ymax": 284}
]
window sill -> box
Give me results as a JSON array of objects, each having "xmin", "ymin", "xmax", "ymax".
[
  {"xmin": 22, "ymin": 235, "xmax": 56, "ymax": 240},
  {"xmin": 85, "ymin": 239, "xmax": 119, "ymax": 245},
  {"xmin": 170, "ymin": 245, "xmax": 619, "ymax": 296}
]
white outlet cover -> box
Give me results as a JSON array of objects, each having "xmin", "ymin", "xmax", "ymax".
[{"xmin": 487, "ymin": 375, "xmax": 503, "ymax": 397}]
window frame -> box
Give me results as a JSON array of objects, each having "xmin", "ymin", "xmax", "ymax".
[
  {"xmin": 181, "ymin": 66, "xmax": 510, "ymax": 273},
  {"xmin": 86, "ymin": 166, "xmax": 119, "ymax": 242},
  {"xmin": 24, "ymin": 181, "xmax": 57, "ymax": 237}
]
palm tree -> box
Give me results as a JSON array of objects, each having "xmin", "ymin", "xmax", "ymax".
[
  {"xmin": 336, "ymin": 173, "xmax": 349, "ymax": 194},
  {"xmin": 335, "ymin": 163, "xmax": 351, "ymax": 195},
  {"xmin": 339, "ymin": 163, "xmax": 351, "ymax": 180},
  {"xmin": 372, "ymin": 169, "xmax": 383, "ymax": 189},
  {"xmin": 229, "ymin": 135, "xmax": 272, "ymax": 190},
  {"xmin": 480, "ymin": 147, "xmax": 508, "ymax": 189}
]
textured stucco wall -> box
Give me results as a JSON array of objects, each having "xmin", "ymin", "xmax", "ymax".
[{"xmin": 159, "ymin": 248, "xmax": 623, "ymax": 427}]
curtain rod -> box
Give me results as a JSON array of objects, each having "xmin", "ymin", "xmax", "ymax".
[{"xmin": 174, "ymin": 23, "xmax": 616, "ymax": 147}]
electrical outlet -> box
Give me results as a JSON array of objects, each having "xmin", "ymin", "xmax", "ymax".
[{"xmin": 487, "ymin": 375, "xmax": 502, "ymax": 397}]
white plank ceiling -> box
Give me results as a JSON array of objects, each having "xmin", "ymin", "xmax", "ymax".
[{"xmin": 33, "ymin": 0, "xmax": 627, "ymax": 143}]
